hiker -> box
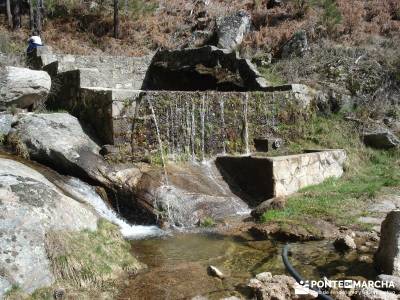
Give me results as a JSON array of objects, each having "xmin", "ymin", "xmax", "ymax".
[{"xmin": 27, "ymin": 32, "xmax": 43, "ymax": 54}]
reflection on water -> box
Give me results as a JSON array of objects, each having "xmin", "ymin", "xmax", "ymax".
[{"xmin": 119, "ymin": 233, "xmax": 376, "ymax": 300}]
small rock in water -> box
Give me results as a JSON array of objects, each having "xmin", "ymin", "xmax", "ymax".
[
  {"xmin": 334, "ymin": 235, "xmax": 357, "ymax": 252},
  {"xmin": 207, "ymin": 265, "xmax": 225, "ymax": 279}
]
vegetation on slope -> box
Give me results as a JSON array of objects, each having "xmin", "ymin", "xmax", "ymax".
[{"xmin": 1, "ymin": 0, "xmax": 399, "ymax": 57}]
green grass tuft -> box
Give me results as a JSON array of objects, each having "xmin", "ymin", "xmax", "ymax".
[{"xmin": 200, "ymin": 217, "xmax": 216, "ymax": 228}]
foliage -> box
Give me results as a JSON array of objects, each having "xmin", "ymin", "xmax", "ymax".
[
  {"xmin": 200, "ymin": 217, "xmax": 216, "ymax": 228},
  {"xmin": 258, "ymin": 65, "xmax": 286, "ymax": 86},
  {"xmin": 313, "ymin": 0, "xmax": 343, "ymax": 35}
]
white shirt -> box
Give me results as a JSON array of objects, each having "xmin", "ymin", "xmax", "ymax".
[{"xmin": 29, "ymin": 36, "xmax": 42, "ymax": 45}]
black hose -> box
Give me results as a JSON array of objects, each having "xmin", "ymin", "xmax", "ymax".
[{"xmin": 282, "ymin": 244, "xmax": 334, "ymax": 300}]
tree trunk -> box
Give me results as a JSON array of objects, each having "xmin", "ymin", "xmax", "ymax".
[
  {"xmin": 114, "ymin": 0, "xmax": 119, "ymax": 38},
  {"xmin": 6, "ymin": 0, "xmax": 13, "ymax": 28},
  {"xmin": 13, "ymin": 0, "xmax": 21, "ymax": 29},
  {"xmin": 36, "ymin": 0, "xmax": 42, "ymax": 33},
  {"xmin": 29, "ymin": 0, "xmax": 35, "ymax": 31}
]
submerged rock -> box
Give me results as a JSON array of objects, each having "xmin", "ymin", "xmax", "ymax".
[
  {"xmin": 0, "ymin": 66, "xmax": 51, "ymax": 110},
  {"xmin": 216, "ymin": 11, "xmax": 251, "ymax": 51},
  {"xmin": 375, "ymin": 210, "xmax": 400, "ymax": 276},
  {"xmin": 207, "ymin": 265, "xmax": 225, "ymax": 279},
  {"xmin": 0, "ymin": 157, "xmax": 98, "ymax": 297},
  {"xmin": 249, "ymin": 219, "xmax": 338, "ymax": 242}
]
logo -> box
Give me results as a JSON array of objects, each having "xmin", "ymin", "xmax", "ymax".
[{"xmin": 294, "ymin": 278, "xmax": 396, "ymax": 295}]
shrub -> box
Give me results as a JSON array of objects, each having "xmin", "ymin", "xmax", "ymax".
[
  {"xmin": 318, "ymin": 0, "xmax": 343, "ymax": 35},
  {"xmin": 337, "ymin": 0, "xmax": 365, "ymax": 35}
]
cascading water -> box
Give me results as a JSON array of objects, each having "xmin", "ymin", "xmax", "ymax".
[
  {"xmin": 191, "ymin": 102, "xmax": 196, "ymax": 161},
  {"xmin": 61, "ymin": 177, "xmax": 164, "ymax": 239},
  {"xmin": 219, "ymin": 97, "xmax": 227, "ymax": 155},
  {"xmin": 147, "ymin": 96, "xmax": 169, "ymax": 185},
  {"xmin": 243, "ymin": 94, "xmax": 250, "ymax": 155},
  {"xmin": 200, "ymin": 95, "xmax": 206, "ymax": 161}
]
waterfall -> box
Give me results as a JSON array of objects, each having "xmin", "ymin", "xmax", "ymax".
[
  {"xmin": 191, "ymin": 102, "xmax": 196, "ymax": 161},
  {"xmin": 219, "ymin": 97, "xmax": 227, "ymax": 155},
  {"xmin": 272, "ymin": 92, "xmax": 276, "ymax": 127},
  {"xmin": 169, "ymin": 104, "xmax": 176, "ymax": 160},
  {"xmin": 63, "ymin": 178, "xmax": 164, "ymax": 239},
  {"xmin": 166, "ymin": 110, "xmax": 171, "ymax": 158},
  {"xmin": 200, "ymin": 95, "xmax": 206, "ymax": 161},
  {"xmin": 243, "ymin": 94, "xmax": 250, "ymax": 155},
  {"xmin": 147, "ymin": 96, "xmax": 169, "ymax": 185}
]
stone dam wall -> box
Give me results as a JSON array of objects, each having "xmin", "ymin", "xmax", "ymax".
[
  {"xmin": 31, "ymin": 46, "xmax": 153, "ymax": 90},
  {"xmin": 30, "ymin": 47, "xmax": 317, "ymax": 162},
  {"xmin": 78, "ymin": 87, "xmax": 314, "ymax": 161},
  {"xmin": 216, "ymin": 149, "xmax": 346, "ymax": 201}
]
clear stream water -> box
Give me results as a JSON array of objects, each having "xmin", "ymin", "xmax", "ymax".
[{"xmin": 118, "ymin": 232, "xmax": 377, "ymax": 300}]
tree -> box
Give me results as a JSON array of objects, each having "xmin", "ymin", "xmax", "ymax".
[
  {"xmin": 114, "ymin": 0, "xmax": 119, "ymax": 38},
  {"xmin": 6, "ymin": 0, "xmax": 13, "ymax": 28},
  {"xmin": 36, "ymin": 0, "xmax": 43, "ymax": 33},
  {"xmin": 28, "ymin": 0, "xmax": 34, "ymax": 31},
  {"xmin": 13, "ymin": 0, "xmax": 22, "ymax": 29}
]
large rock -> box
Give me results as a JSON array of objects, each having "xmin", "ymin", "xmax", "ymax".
[
  {"xmin": 145, "ymin": 46, "xmax": 268, "ymax": 91},
  {"xmin": 216, "ymin": 11, "xmax": 251, "ymax": 51},
  {"xmin": 0, "ymin": 112, "xmax": 13, "ymax": 136},
  {"xmin": 0, "ymin": 66, "xmax": 51, "ymax": 110},
  {"xmin": 251, "ymin": 197, "xmax": 286, "ymax": 218},
  {"xmin": 281, "ymin": 30, "xmax": 310, "ymax": 59},
  {"xmin": 363, "ymin": 129, "xmax": 400, "ymax": 149},
  {"xmin": 6, "ymin": 113, "xmax": 249, "ymax": 227},
  {"xmin": 8, "ymin": 113, "xmax": 112, "ymax": 186},
  {"xmin": 375, "ymin": 210, "xmax": 400, "ymax": 276},
  {"xmin": 134, "ymin": 161, "xmax": 250, "ymax": 227},
  {"xmin": 333, "ymin": 235, "xmax": 357, "ymax": 252},
  {"xmin": 0, "ymin": 158, "xmax": 98, "ymax": 297}
]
